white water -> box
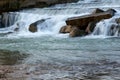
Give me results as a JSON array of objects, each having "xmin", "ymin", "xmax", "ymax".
[{"xmin": 0, "ymin": 0, "xmax": 120, "ymax": 38}]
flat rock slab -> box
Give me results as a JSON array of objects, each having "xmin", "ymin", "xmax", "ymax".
[{"xmin": 66, "ymin": 12, "xmax": 113, "ymax": 30}]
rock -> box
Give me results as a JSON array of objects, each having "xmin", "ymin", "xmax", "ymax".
[
  {"xmin": 69, "ymin": 27, "xmax": 86, "ymax": 37},
  {"xmin": 0, "ymin": 49, "xmax": 28, "ymax": 65},
  {"xmin": 0, "ymin": 0, "xmax": 79, "ymax": 14},
  {"xmin": 92, "ymin": 8, "xmax": 104, "ymax": 14},
  {"xmin": 29, "ymin": 23, "xmax": 38, "ymax": 33},
  {"xmin": 29, "ymin": 19, "xmax": 46, "ymax": 32},
  {"xmin": 105, "ymin": 8, "xmax": 116, "ymax": 16},
  {"xmin": 85, "ymin": 21, "xmax": 97, "ymax": 34},
  {"xmin": 59, "ymin": 25, "xmax": 73, "ymax": 33},
  {"xmin": 66, "ymin": 11, "xmax": 113, "ymax": 30}
]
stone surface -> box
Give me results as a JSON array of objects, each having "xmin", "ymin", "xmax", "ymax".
[
  {"xmin": 66, "ymin": 11, "xmax": 113, "ymax": 30},
  {"xmin": 29, "ymin": 19, "xmax": 46, "ymax": 32},
  {"xmin": 85, "ymin": 21, "xmax": 97, "ymax": 34},
  {"xmin": 59, "ymin": 25, "xmax": 73, "ymax": 33},
  {"xmin": 0, "ymin": 0, "xmax": 79, "ymax": 14},
  {"xmin": 69, "ymin": 27, "xmax": 86, "ymax": 37},
  {"xmin": 115, "ymin": 17, "xmax": 120, "ymax": 24},
  {"xmin": 92, "ymin": 8, "xmax": 104, "ymax": 14}
]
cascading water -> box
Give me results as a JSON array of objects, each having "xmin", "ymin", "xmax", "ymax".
[
  {"xmin": 0, "ymin": 0, "xmax": 120, "ymax": 80},
  {"xmin": 0, "ymin": 0, "xmax": 120, "ymax": 38}
]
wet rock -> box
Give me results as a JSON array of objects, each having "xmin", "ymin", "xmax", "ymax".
[
  {"xmin": 0, "ymin": 49, "xmax": 28, "ymax": 65},
  {"xmin": 29, "ymin": 19, "xmax": 46, "ymax": 32},
  {"xmin": 0, "ymin": 12, "xmax": 18, "ymax": 28},
  {"xmin": 0, "ymin": 0, "xmax": 79, "ymax": 14},
  {"xmin": 92, "ymin": 8, "xmax": 104, "ymax": 14},
  {"xmin": 115, "ymin": 18, "xmax": 120, "ymax": 24},
  {"xmin": 69, "ymin": 27, "xmax": 86, "ymax": 37},
  {"xmin": 105, "ymin": 8, "xmax": 116, "ymax": 16},
  {"xmin": 59, "ymin": 25, "xmax": 73, "ymax": 33},
  {"xmin": 66, "ymin": 11, "xmax": 113, "ymax": 30},
  {"xmin": 85, "ymin": 21, "xmax": 97, "ymax": 34}
]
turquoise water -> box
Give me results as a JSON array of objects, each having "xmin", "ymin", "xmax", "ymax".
[
  {"xmin": 0, "ymin": 36, "xmax": 120, "ymax": 79},
  {"xmin": 0, "ymin": 36, "xmax": 120, "ymax": 64}
]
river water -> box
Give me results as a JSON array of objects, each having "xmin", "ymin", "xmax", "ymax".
[{"xmin": 0, "ymin": 0, "xmax": 120, "ymax": 80}]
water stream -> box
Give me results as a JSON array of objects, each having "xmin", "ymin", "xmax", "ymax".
[{"xmin": 0, "ymin": 0, "xmax": 120, "ymax": 80}]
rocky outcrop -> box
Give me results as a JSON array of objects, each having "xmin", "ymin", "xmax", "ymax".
[
  {"xmin": 60, "ymin": 8, "xmax": 116, "ymax": 37},
  {"xmin": 0, "ymin": 0, "xmax": 78, "ymax": 14}
]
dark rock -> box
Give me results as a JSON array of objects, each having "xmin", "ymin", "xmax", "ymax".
[
  {"xmin": 29, "ymin": 19, "xmax": 46, "ymax": 32},
  {"xmin": 0, "ymin": 0, "xmax": 79, "ymax": 14},
  {"xmin": 115, "ymin": 18, "xmax": 120, "ymax": 24},
  {"xmin": 85, "ymin": 21, "xmax": 97, "ymax": 34},
  {"xmin": 105, "ymin": 8, "xmax": 116, "ymax": 16},
  {"xmin": 92, "ymin": 8, "xmax": 104, "ymax": 14},
  {"xmin": 0, "ymin": 49, "xmax": 28, "ymax": 65},
  {"xmin": 69, "ymin": 27, "xmax": 86, "ymax": 37}
]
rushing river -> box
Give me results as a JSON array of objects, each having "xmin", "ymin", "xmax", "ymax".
[{"xmin": 0, "ymin": 0, "xmax": 120, "ymax": 80}]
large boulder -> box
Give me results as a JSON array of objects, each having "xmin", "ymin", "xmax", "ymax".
[{"xmin": 66, "ymin": 9, "xmax": 116, "ymax": 30}]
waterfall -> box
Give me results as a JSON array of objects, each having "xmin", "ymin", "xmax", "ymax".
[
  {"xmin": 0, "ymin": 12, "xmax": 19, "ymax": 28},
  {"xmin": 0, "ymin": 0, "xmax": 120, "ymax": 38},
  {"xmin": 92, "ymin": 16, "xmax": 120, "ymax": 37}
]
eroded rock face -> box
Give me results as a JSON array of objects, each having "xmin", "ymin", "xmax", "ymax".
[{"xmin": 0, "ymin": 0, "xmax": 79, "ymax": 14}]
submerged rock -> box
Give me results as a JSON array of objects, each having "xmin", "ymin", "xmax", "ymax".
[{"xmin": 0, "ymin": 49, "xmax": 28, "ymax": 65}]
